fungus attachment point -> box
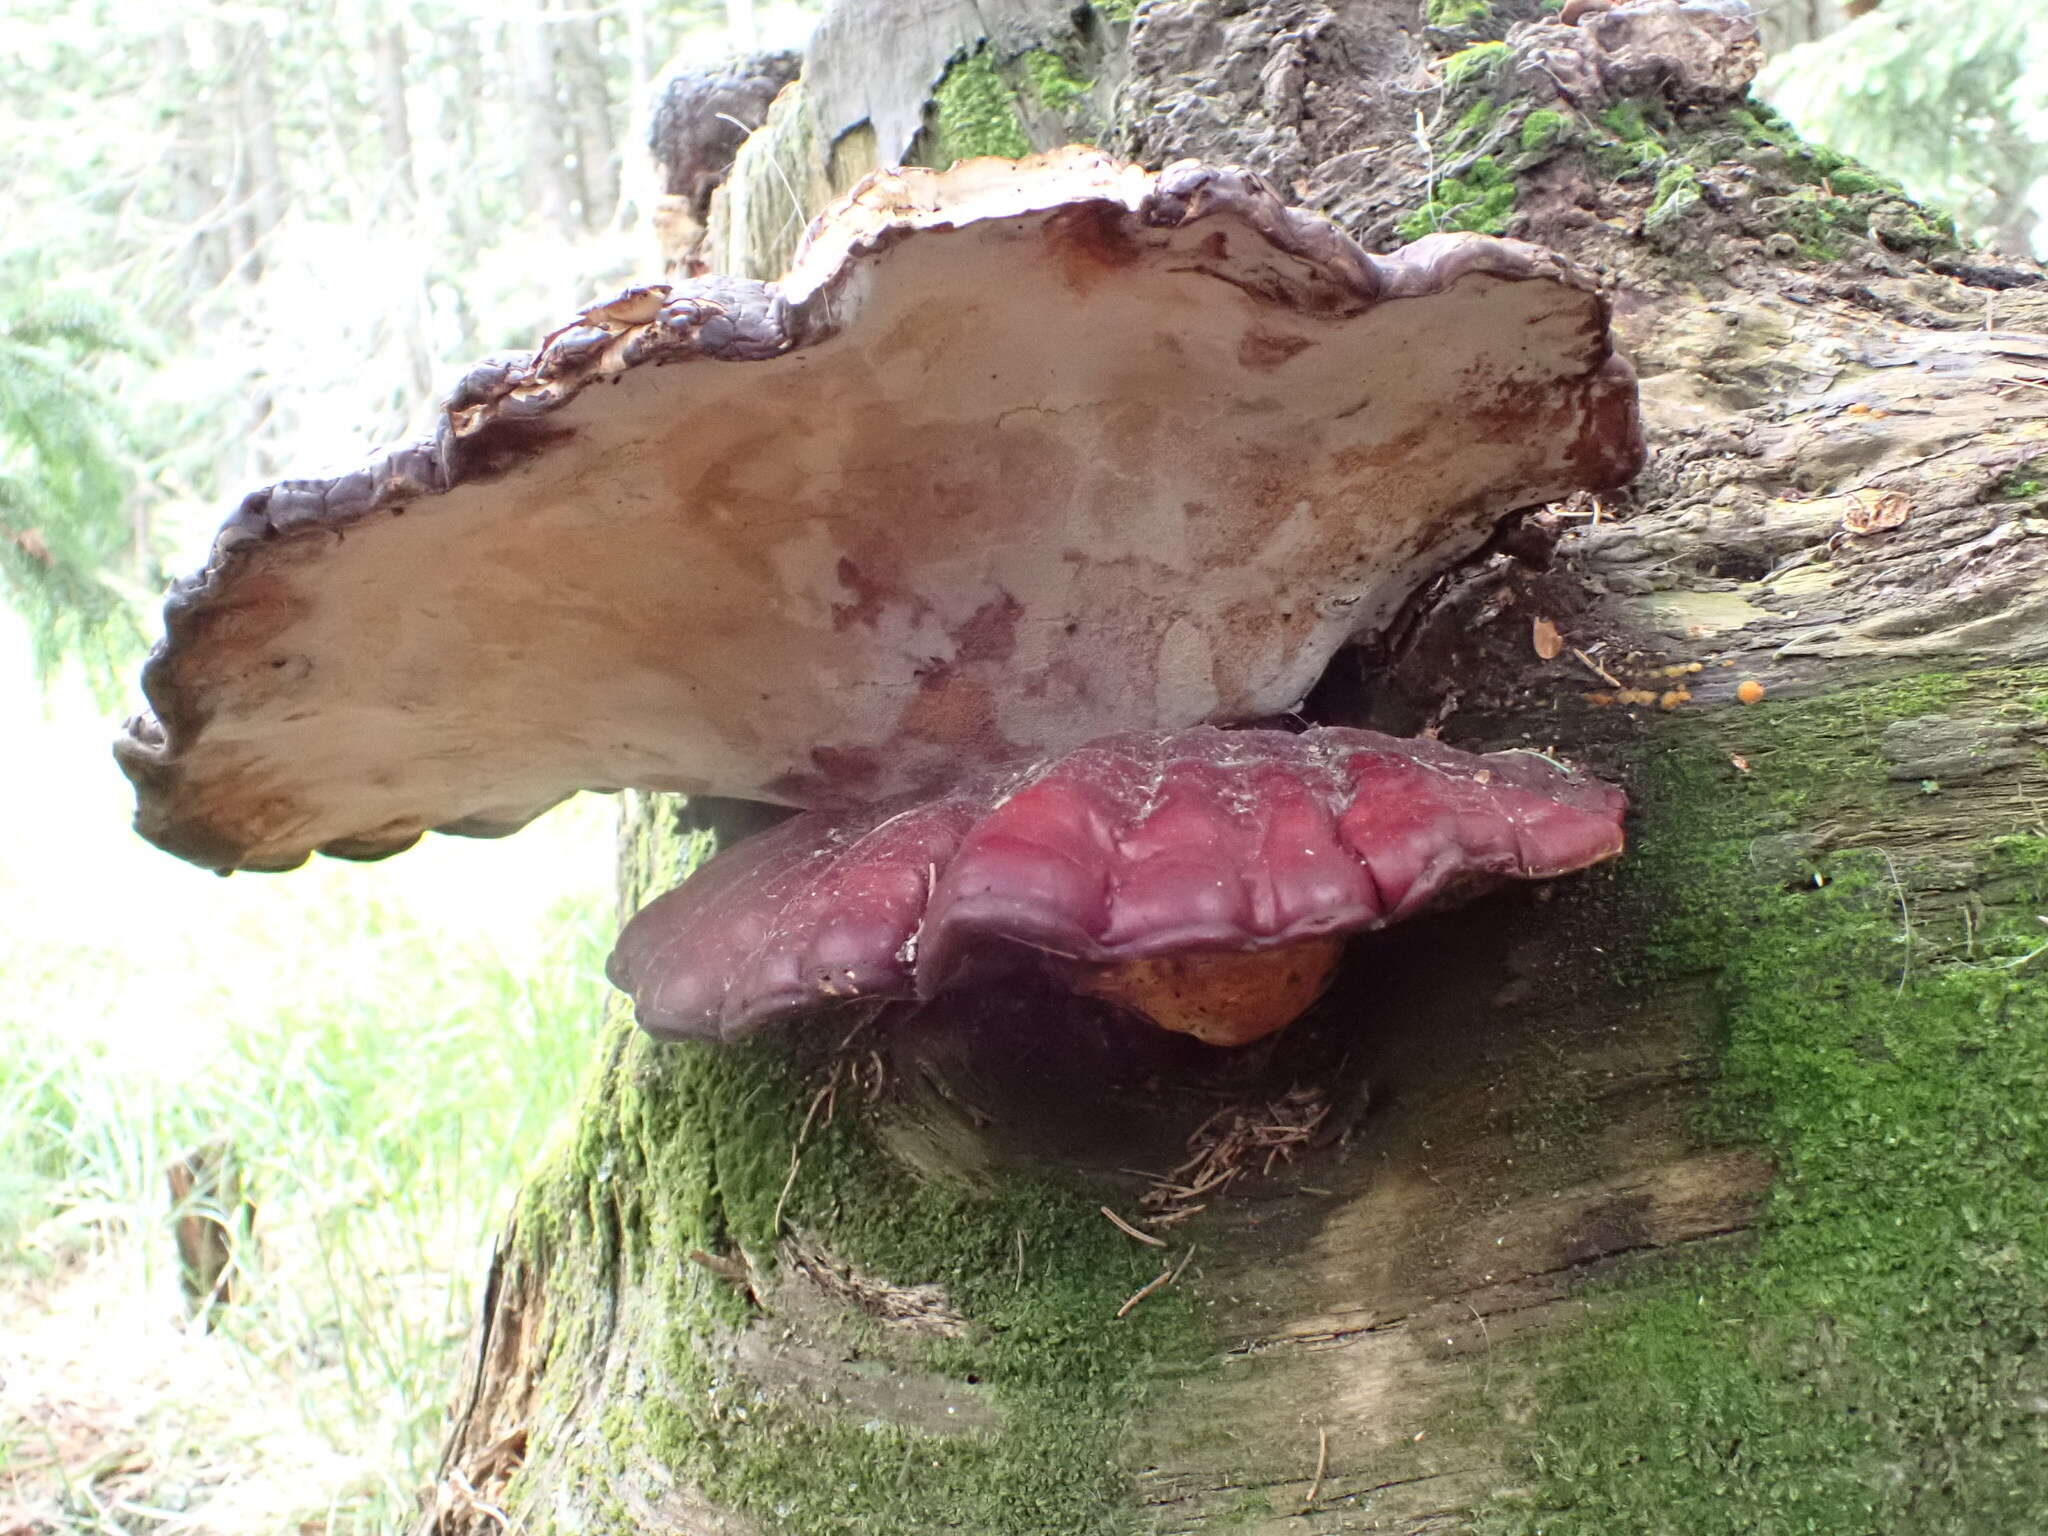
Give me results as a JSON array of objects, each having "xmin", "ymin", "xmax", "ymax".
[{"xmin": 1068, "ymin": 939, "xmax": 1347, "ymax": 1048}]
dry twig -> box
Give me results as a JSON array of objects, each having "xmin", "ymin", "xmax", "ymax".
[
  {"xmin": 1138, "ymin": 1087, "xmax": 1330, "ymax": 1226},
  {"xmin": 1100, "ymin": 1206, "xmax": 1167, "ymax": 1247},
  {"xmin": 771, "ymin": 1067, "xmax": 842, "ymax": 1234},
  {"xmin": 1116, "ymin": 1245, "xmax": 1197, "ymax": 1319},
  {"xmin": 1570, "ymin": 646, "xmax": 1622, "ymax": 688},
  {"xmin": 1302, "ymin": 1424, "xmax": 1330, "ymax": 1513}
]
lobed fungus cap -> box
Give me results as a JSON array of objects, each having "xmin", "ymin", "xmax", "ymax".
[
  {"xmin": 607, "ymin": 725, "xmax": 1629, "ymax": 1043},
  {"xmin": 117, "ymin": 148, "xmax": 1642, "ymax": 874}
]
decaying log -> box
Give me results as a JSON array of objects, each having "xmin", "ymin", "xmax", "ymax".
[{"xmin": 421, "ymin": 1, "xmax": 2048, "ymax": 1531}]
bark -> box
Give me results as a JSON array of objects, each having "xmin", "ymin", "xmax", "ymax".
[
  {"xmin": 558, "ymin": 8, "xmax": 618, "ymax": 230},
  {"xmin": 155, "ymin": 25, "xmax": 229, "ymax": 294},
  {"xmin": 370, "ymin": 0, "xmax": 419, "ymax": 212},
  {"xmin": 209, "ymin": 19, "xmax": 276, "ymax": 283},
  {"xmin": 440, "ymin": 20, "xmax": 492, "ymax": 284},
  {"xmin": 513, "ymin": 0, "xmax": 577, "ymax": 231},
  {"xmin": 235, "ymin": 21, "xmax": 286, "ymax": 250},
  {"xmin": 423, "ymin": 3, "xmax": 2048, "ymax": 1532}
]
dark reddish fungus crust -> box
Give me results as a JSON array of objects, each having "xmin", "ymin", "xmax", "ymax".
[
  {"xmin": 608, "ymin": 725, "xmax": 1627, "ymax": 1043},
  {"xmin": 116, "ymin": 149, "xmax": 1643, "ymax": 875}
]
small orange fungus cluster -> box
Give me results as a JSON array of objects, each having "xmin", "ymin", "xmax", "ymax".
[{"xmin": 1581, "ymin": 660, "xmax": 1710, "ymax": 711}]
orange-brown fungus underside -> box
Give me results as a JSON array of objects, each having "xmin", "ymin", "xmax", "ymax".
[{"xmin": 1069, "ymin": 938, "xmax": 1348, "ymax": 1047}]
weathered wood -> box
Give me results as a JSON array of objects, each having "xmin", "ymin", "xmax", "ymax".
[{"xmin": 166, "ymin": 1138, "xmax": 253, "ymax": 1325}]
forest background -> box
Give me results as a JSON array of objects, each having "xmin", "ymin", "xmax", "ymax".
[{"xmin": 1, "ymin": 0, "xmax": 2045, "ymax": 1530}]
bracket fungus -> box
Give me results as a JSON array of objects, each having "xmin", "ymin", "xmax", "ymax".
[
  {"xmin": 116, "ymin": 146, "xmax": 1641, "ymax": 1049},
  {"xmin": 609, "ymin": 726, "xmax": 1627, "ymax": 1048}
]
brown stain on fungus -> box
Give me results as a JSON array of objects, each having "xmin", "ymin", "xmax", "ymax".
[
  {"xmin": 1237, "ymin": 329, "xmax": 1315, "ymax": 372},
  {"xmin": 896, "ymin": 671, "xmax": 1014, "ymax": 759},
  {"xmin": 1042, "ymin": 201, "xmax": 1143, "ymax": 294},
  {"xmin": 448, "ymin": 421, "xmax": 579, "ymax": 487},
  {"xmin": 831, "ymin": 556, "xmax": 926, "ymax": 632},
  {"xmin": 178, "ymin": 573, "xmax": 308, "ymax": 687},
  {"xmin": 1332, "ymin": 423, "xmax": 1435, "ymax": 475},
  {"xmin": 766, "ymin": 744, "xmax": 885, "ymax": 804},
  {"xmin": 952, "ymin": 592, "xmax": 1024, "ymax": 663}
]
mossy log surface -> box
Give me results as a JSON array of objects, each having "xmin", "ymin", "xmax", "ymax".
[{"xmin": 425, "ymin": 2, "xmax": 2048, "ymax": 1532}]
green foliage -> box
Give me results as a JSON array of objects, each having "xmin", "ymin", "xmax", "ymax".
[
  {"xmin": 0, "ymin": 825, "xmax": 611, "ymax": 1532},
  {"xmin": 1479, "ymin": 674, "xmax": 2048, "ymax": 1535},
  {"xmin": 6, "ymin": 0, "xmax": 800, "ymax": 712},
  {"xmin": 926, "ymin": 49, "xmax": 1033, "ymax": 166},
  {"xmin": 0, "ymin": 270, "xmax": 149, "ymax": 699},
  {"xmin": 1021, "ymin": 49, "xmax": 1090, "ymax": 113},
  {"xmin": 1760, "ymin": 0, "xmax": 2048, "ymax": 256}
]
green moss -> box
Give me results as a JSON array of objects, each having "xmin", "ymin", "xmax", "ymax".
[
  {"xmin": 925, "ymin": 48, "xmax": 1031, "ymax": 166},
  {"xmin": 1477, "ymin": 671, "xmax": 2048, "ymax": 1535},
  {"xmin": 1870, "ymin": 200, "xmax": 1961, "ymax": 255},
  {"xmin": 1689, "ymin": 670, "xmax": 1972, "ymax": 828},
  {"xmin": 1399, "ymin": 155, "xmax": 1516, "ymax": 240},
  {"xmin": 1993, "ymin": 457, "xmax": 2048, "ymax": 500},
  {"xmin": 518, "ymin": 979, "xmax": 1202, "ymax": 1534},
  {"xmin": 1426, "ymin": 0, "xmax": 1494, "ymax": 25},
  {"xmin": 1519, "ymin": 108, "xmax": 1568, "ymax": 155},
  {"xmin": 1442, "ymin": 40, "xmax": 1508, "ymax": 88},
  {"xmin": 1020, "ymin": 49, "xmax": 1089, "ymax": 113},
  {"xmin": 1521, "ymin": 94, "xmax": 1959, "ymax": 268},
  {"xmin": 1818, "ymin": 165, "xmax": 1883, "ymax": 196},
  {"xmin": 1770, "ymin": 185, "xmax": 1872, "ymax": 261},
  {"xmin": 1451, "ymin": 97, "xmax": 1499, "ymax": 146},
  {"xmin": 1644, "ymin": 162, "xmax": 1702, "ymax": 235},
  {"xmin": 1584, "ymin": 102, "xmax": 1669, "ymax": 179},
  {"xmin": 1597, "ymin": 99, "xmax": 1664, "ymax": 145},
  {"xmin": 1728, "ymin": 107, "xmax": 1856, "ymax": 191},
  {"xmin": 1091, "ymin": 0, "xmax": 1138, "ymax": 21},
  {"xmin": 1716, "ymin": 103, "xmax": 1959, "ymax": 259}
]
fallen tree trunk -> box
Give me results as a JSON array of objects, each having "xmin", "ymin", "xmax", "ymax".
[{"xmin": 425, "ymin": 2, "xmax": 2048, "ymax": 1531}]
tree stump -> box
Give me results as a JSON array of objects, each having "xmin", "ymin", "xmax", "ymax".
[
  {"xmin": 166, "ymin": 1139, "xmax": 253, "ymax": 1326},
  {"xmin": 423, "ymin": 1, "xmax": 2048, "ymax": 1530}
]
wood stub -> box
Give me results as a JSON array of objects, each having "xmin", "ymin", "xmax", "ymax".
[{"xmin": 165, "ymin": 1138, "xmax": 253, "ymax": 1326}]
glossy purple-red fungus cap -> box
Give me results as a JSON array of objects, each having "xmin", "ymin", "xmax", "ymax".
[{"xmin": 608, "ymin": 726, "xmax": 1627, "ymax": 1043}]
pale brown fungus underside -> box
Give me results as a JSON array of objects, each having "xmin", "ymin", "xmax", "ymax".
[{"xmin": 118, "ymin": 148, "xmax": 1642, "ymax": 873}]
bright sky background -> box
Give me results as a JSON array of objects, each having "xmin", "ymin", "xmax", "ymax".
[{"xmin": 0, "ymin": 606, "xmax": 615, "ymax": 1076}]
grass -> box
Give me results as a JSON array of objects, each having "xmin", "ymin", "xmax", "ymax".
[{"xmin": 0, "ymin": 629, "xmax": 612, "ymax": 1535}]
